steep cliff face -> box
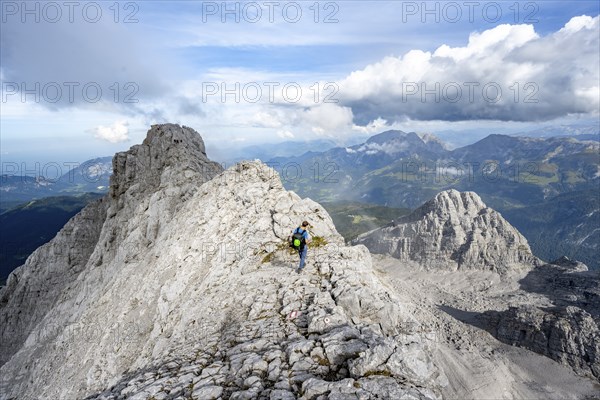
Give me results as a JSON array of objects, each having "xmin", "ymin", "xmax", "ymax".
[
  {"xmin": 0, "ymin": 198, "xmax": 108, "ymax": 367},
  {"xmin": 483, "ymin": 258, "xmax": 600, "ymax": 380},
  {"xmin": 487, "ymin": 304, "xmax": 599, "ymax": 380},
  {"xmin": 0, "ymin": 124, "xmax": 222, "ymax": 368},
  {"xmin": 354, "ymin": 190, "xmax": 539, "ymax": 272},
  {"xmin": 0, "ymin": 125, "xmax": 444, "ymax": 399}
]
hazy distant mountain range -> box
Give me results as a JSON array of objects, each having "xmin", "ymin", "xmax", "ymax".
[
  {"xmin": 268, "ymin": 130, "xmax": 600, "ymax": 268},
  {"xmin": 222, "ymin": 139, "xmax": 340, "ymax": 164},
  {"xmin": 269, "ymin": 131, "xmax": 598, "ymax": 207},
  {"xmin": 511, "ymin": 124, "xmax": 600, "ymax": 140},
  {"xmin": 0, "ymin": 156, "xmax": 112, "ymax": 210},
  {"xmin": 433, "ymin": 123, "xmax": 599, "ymax": 149},
  {"xmin": 502, "ymin": 189, "xmax": 600, "ymax": 268}
]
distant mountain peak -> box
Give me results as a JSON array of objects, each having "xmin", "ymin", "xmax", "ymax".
[
  {"xmin": 354, "ymin": 189, "xmax": 539, "ymax": 272},
  {"xmin": 365, "ymin": 130, "xmax": 416, "ymax": 144},
  {"xmin": 346, "ymin": 130, "xmax": 448, "ymax": 157},
  {"xmin": 422, "ymin": 189, "xmax": 487, "ymax": 216}
]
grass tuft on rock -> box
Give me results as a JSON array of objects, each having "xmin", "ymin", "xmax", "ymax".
[
  {"xmin": 311, "ymin": 236, "xmax": 328, "ymax": 248},
  {"xmin": 261, "ymin": 235, "xmax": 327, "ymax": 264}
]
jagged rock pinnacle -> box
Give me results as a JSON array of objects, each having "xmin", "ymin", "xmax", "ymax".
[
  {"xmin": 354, "ymin": 189, "xmax": 539, "ymax": 272},
  {"xmin": 109, "ymin": 124, "xmax": 222, "ymax": 200}
]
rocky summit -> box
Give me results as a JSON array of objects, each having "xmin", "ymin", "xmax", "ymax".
[
  {"xmin": 0, "ymin": 125, "xmax": 445, "ymax": 399},
  {"xmin": 353, "ymin": 189, "xmax": 539, "ymax": 272}
]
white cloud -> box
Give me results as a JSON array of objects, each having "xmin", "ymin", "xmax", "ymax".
[
  {"xmin": 302, "ymin": 104, "xmax": 354, "ymax": 135},
  {"xmin": 433, "ymin": 23, "xmax": 538, "ymax": 61},
  {"xmin": 355, "ymin": 141, "xmax": 409, "ymax": 156},
  {"xmin": 251, "ymin": 112, "xmax": 283, "ymax": 128},
  {"xmin": 337, "ymin": 15, "xmax": 600, "ymax": 123},
  {"xmin": 92, "ymin": 121, "xmax": 130, "ymax": 143},
  {"xmin": 340, "ymin": 51, "xmax": 432, "ymax": 101},
  {"xmin": 277, "ymin": 130, "xmax": 295, "ymax": 139},
  {"xmin": 560, "ymin": 15, "xmax": 596, "ymax": 34},
  {"xmin": 352, "ymin": 117, "xmax": 390, "ymax": 134}
]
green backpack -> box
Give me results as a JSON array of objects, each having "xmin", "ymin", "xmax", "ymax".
[{"xmin": 291, "ymin": 230, "xmax": 306, "ymax": 249}]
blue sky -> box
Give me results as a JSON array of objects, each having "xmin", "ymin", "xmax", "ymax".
[{"xmin": 1, "ymin": 0, "xmax": 599, "ymax": 168}]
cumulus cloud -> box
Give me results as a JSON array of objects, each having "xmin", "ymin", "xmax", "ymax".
[
  {"xmin": 91, "ymin": 121, "xmax": 130, "ymax": 143},
  {"xmin": 355, "ymin": 141, "xmax": 409, "ymax": 156},
  {"xmin": 352, "ymin": 117, "xmax": 390, "ymax": 134},
  {"xmin": 560, "ymin": 15, "xmax": 597, "ymax": 33},
  {"xmin": 301, "ymin": 104, "xmax": 354, "ymax": 135},
  {"xmin": 338, "ymin": 15, "xmax": 600, "ymax": 123},
  {"xmin": 277, "ymin": 130, "xmax": 295, "ymax": 139},
  {"xmin": 250, "ymin": 112, "xmax": 284, "ymax": 128}
]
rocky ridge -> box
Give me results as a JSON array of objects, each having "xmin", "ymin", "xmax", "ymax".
[
  {"xmin": 0, "ymin": 124, "xmax": 445, "ymax": 399},
  {"xmin": 353, "ymin": 189, "xmax": 539, "ymax": 272}
]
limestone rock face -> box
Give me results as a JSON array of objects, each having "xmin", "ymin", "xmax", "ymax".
[
  {"xmin": 354, "ymin": 189, "xmax": 539, "ymax": 272},
  {"xmin": 0, "ymin": 125, "xmax": 444, "ymax": 399},
  {"xmin": 484, "ymin": 259, "xmax": 600, "ymax": 380},
  {"xmin": 109, "ymin": 123, "xmax": 221, "ymax": 201},
  {"xmin": 488, "ymin": 305, "xmax": 599, "ymax": 380},
  {"xmin": 0, "ymin": 198, "xmax": 108, "ymax": 367}
]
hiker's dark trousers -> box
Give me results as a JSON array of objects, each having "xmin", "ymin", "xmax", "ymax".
[{"xmin": 298, "ymin": 246, "xmax": 307, "ymax": 270}]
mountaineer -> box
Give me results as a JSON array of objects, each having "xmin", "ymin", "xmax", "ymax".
[{"xmin": 290, "ymin": 221, "xmax": 312, "ymax": 273}]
